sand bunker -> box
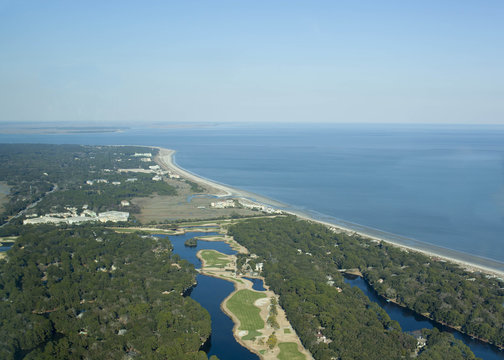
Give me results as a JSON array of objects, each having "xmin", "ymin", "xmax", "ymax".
[{"xmin": 254, "ymin": 298, "xmax": 269, "ymax": 307}]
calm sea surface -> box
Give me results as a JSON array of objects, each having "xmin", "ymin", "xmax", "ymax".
[{"xmin": 2, "ymin": 123, "xmax": 504, "ymax": 264}]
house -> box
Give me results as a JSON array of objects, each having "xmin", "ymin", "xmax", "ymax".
[{"xmin": 121, "ymin": 200, "xmax": 130, "ymax": 207}]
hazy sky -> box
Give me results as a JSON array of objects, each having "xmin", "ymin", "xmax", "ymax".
[{"xmin": 0, "ymin": 1, "xmax": 503, "ymax": 124}]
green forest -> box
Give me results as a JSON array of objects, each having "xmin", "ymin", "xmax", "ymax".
[
  {"xmin": 228, "ymin": 216, "xmax": 494, "ymax": 359},
  {"xmin": 0, "ymin": 225, "xmax": 212, "ymax": 360},
  {"xmin": 0, "ymin": 144, "xmax": 176, "ymax": 223}
]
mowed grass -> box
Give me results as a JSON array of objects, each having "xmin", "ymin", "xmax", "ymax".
[
  {"xmin": 227, "ymin": 289, "xmax": 266, "ymax": 337},
  {"xmin": 278, "ymin": 342, "xmax": 306, "ymax": 360},
  {"xmin": 200, "ymin": 250, "xmax": 230, "ymax": 268},
  {"xmin": 242, "ymin": 329, "xmax": 262, "ymax": 341}
]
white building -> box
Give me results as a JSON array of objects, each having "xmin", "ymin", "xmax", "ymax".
[
  {"xmin": 98, "ymin": 211, "xmax": 129, "ymax": 223},
  {"xmin": 24, "ymin": 210, "xmax": 129, "ymax": 225},
  {"xmin": 210, "ymin": 200, "xmax": 236, "ymax": 209}
]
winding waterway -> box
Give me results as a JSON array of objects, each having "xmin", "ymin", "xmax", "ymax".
[
  {"xmin": 159, "ymin": 232, "xmax": 259, "ymax": 360},
  {"xmin": 160, "ymin": 231, "xmax": 502, "ymax": 359},
  {"xmin": 344, "ymin": 275, "xmax": 504, "ymax": 359}
]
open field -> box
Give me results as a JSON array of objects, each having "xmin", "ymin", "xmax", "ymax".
[
  {"xmin": 227, "ymin": 289, "xmax": 266, "ymax": 339},
  {"xmin": 278, "ymin": 342, "xmax": 306, "ymax": 360},
  {"xmin": 131, "ymin": 178, "xmax": 258, "ymax": 224},
  {"xmin": 176, "ymin": 219, "xmax": 238, "ymax": 226},
  {"xmin": 176, "ymin": 215, "xmax": 280, "ymax": 228},
  {"xmin": 107, "ymin": 227, "xmax": 182, "ymax": 235},
  {"xmin": 199, "ymin": 250, "xmax": 231, "ymax": 268}
]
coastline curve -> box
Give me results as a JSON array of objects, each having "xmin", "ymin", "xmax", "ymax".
[{"xmin": 153, "ymin": 146, "xmax": 504, "ymax": 279}]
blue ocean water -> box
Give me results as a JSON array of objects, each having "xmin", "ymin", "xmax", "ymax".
[{"xmin": 2, "ymin": 123, "xmax": 504, "ymax": 264}]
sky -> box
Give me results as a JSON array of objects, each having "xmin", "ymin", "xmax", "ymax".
[{"xmin": 0, "ymin": 1, "xmax": 503, "ymax": 124}]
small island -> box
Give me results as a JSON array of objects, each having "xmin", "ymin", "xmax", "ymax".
[{"xmin": 184, "ymin": 237, "xmax": 198, "ymax": 247}]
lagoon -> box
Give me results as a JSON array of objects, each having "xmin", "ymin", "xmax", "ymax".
[{"xmin": 160, "ymin": 232, "xmax": 258, "ymax": 360}]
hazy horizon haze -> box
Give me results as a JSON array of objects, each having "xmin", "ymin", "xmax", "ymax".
[{"xmin": 0, "ymin": 1, "xmax": 503, "ymax": 124}]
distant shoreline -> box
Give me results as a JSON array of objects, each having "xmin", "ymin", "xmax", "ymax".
[
  {"xmin": 0, "ymin": 127, "xmax": 125, "ymax": 135},
  {"xmin": 155, "ymin": 147, "xmax": 504, "ymax": 279}
]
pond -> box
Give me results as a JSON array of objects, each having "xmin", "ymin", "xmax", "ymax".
[
  {"xmin": 344, "ymin": 274, "xmax": 504, "ymax": 360},
  {"xmin": 242, "ymin": 277, "xmax": 266, "ymax": 291}
]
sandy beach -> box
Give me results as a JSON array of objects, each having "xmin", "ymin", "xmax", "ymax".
[
  {"xmin": 155, "ymin": 147, "xmax": 288, "ymax": 208},
  {"xmin": 154, "ymin": 146, "xmax": 504, "ymax": 279}
]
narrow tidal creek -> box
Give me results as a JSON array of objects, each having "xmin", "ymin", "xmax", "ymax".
[{"xmin": 344, "ymin": 275, "xmax": 504, "ymax": 359}]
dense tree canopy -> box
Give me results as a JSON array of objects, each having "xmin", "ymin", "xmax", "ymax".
[
  {"xmin": 0, "ymin": 144, "xmax": 176, "ymax": 222},
  {"xmin": 0, "ymin": 225, "xmax": 212, "ymax": 359},
  {"xmin": 418, "ymin": 329, "xmax": 477, "ymax": 360},
  {"xmin": 228, "ymin": 216, "xmax": 489, "ymax": 359}
]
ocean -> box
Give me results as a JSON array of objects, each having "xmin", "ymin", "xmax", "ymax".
[{"xmin": 2, "ymin": 123, "xmax": 504, "ymax": 266}]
